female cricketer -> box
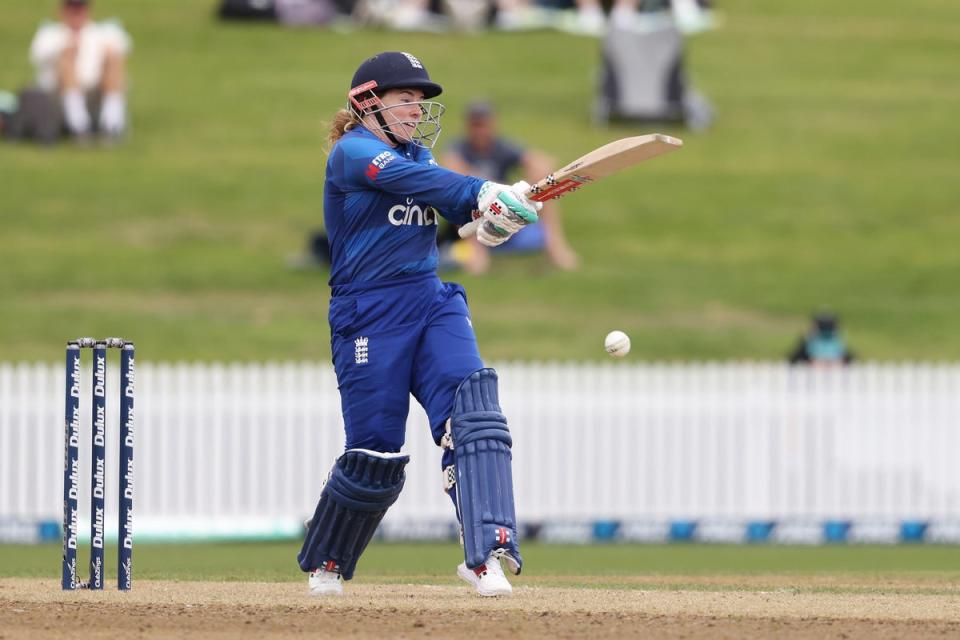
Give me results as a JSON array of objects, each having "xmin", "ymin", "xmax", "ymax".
[{"xmin": 296, "ymin": 51, "xmax": 540, "ymax": 597}]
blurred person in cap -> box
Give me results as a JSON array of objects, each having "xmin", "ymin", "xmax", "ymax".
[
  {"xmin": 17, "ymin": 0, "xmax": 132, "ymax": 142},
  {"xmin": 441, "ymin": 100, "xmax": 579, "ymax": 274},
  {"xmin": 788, "ymin": 312, "xmax": 855, "ymax": 366}
]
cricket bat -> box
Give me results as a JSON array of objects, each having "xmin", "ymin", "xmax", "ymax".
[{"xmin": 458, "ymin": 133, "xmax": 683, "ymax": 239}]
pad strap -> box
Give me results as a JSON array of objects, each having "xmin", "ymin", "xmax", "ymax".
[{"xmin": 297, "ymin": 449, "xmax": 408, "ymax": 580}]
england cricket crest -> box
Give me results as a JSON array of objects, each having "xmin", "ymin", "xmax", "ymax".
[{"xmin": 354, "ymin": 337, "xmax": 369, "ymax": 364}]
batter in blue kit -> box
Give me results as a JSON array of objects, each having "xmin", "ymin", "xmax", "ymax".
[{"xmin": 297, "ymin": 51, "xmax": 542, "ymax": 597}]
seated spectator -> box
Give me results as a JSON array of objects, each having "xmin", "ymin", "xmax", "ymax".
[
  {"xmin": 788, "ymin": 312, "xmax": 855, "ymax": 366},
  {"xmin": 441, "ymin": 100, "xmax": 579, "ymax": 274},
  {"xmin": 11, "ymin": 0, "xmax": 132, "ymax": 143},
  {"xmin": 217, "ymin": 0, "xmax": 278, "ymax": 21},
  {"xmin": 287, "ymin": 228, "xmax": 332, "ymax": 270},
  {"xmin": 0, "ymin": 91, "xmax": 17, "ymax": 138}
]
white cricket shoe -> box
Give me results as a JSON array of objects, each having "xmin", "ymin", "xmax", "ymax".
[
  {"xmin": 457, "ymin": 553, "xmax": 513, "ymax": 597},
  {"xmin": 308, "ymin": 562, "xmax": 343, "ymax": 596}
]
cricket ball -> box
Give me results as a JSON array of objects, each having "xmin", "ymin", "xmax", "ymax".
[{"xmin": 604, "ymin": 330, "xmax": 631, "ymax": 358}]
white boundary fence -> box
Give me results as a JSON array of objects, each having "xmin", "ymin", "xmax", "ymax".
[{"xmin": 1, "ymin": 361, "xmax": 959, "ymax": 542}]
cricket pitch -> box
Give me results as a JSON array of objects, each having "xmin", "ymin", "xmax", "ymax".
[{"xmin": 2, "ymin": 575, "xmax": 959, "ymax": 638}]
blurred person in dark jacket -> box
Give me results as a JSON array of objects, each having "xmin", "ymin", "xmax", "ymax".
[{"xmin": 788, "ymin": 312, "xmax": 855, "ymax": 366}]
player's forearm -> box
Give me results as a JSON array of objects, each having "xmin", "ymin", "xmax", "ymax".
[{"xmin": 375, "ymin": 163, "xmax": 485, "ymax": 225}]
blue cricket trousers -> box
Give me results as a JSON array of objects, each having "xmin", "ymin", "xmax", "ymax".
[{"xmin": 328, "ymin": 272, "xmax": 484, "ymax": 454}]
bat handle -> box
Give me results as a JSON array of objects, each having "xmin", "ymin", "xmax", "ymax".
[
  {"xmin": 458, "ymin": 219, "xmax": 482, "ymax": 239},
  {"xmin": 458, "ymin": 182, "xmax": 535, "ymax": 239}
]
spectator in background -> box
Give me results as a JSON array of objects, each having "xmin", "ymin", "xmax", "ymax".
[
  {"xmin": 488, "ymin": 0, "xmax": 605, "ymax": 33},
  {"xmin": 608, "ymin": 0, "xmax": 716, "ymax": 33},
  {"xmin": 788, "ymin": 312, "xmax": 855, "ymax": 366},
  {"xmin": 0, "ymin": 92, "xmax": 17, "ymax": 138},
  {"xmin": 441, "ymin": 100, "xmax": 579, "ymax": 274},
  {"xmin": 12, "ymin": 0, "xmax": 132, "ymax": 143},
  {"xmin": 351, "ymin": 0, "xmax": 620, "ymax": 34},
  {"xmin": 384, "ymin": 0, "xmax": 716, "ymax": 35}
]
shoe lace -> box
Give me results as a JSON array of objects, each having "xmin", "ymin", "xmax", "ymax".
[
  {"xmin": 313, "ymin": 561, "xmax": 342, "ymax": 580},
  {"xmin": 484, "ymin": 554, "xmax": 506, "ymax": 579}
]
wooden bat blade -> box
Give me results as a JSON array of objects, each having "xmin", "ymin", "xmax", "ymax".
[
  {"xmin": 528, "ymin": 134, "xmax": 683, "ymax": 202},
  {"xmin": 458, "ymin": 133, "xmax": 682, "ymax": 239}
]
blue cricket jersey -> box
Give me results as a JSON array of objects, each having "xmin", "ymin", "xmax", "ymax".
[{"xmin": 324, "ymin": 126, "xmax": 486, "ymax": 287}]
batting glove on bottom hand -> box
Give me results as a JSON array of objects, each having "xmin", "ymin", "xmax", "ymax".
[{"xmin": 474, "ymin": 181, "xmax": 542, "ymax": 247}]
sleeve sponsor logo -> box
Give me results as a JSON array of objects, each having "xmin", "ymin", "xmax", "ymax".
[
  {"xmin": 372, "ymin": 151, "xmax": 396, "ymax": 168},
  {"xmin": 365, "ymin": 151, "xmax": 396, "ymax": 181}
]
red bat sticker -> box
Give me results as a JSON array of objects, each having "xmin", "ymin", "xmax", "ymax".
[{"xmin": 531, "ymin": 178, "xmax": 587, "ymax": 201}]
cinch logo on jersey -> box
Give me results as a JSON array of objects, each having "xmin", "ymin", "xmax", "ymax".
[
  {"xmin": 401, "ymin": 52, "xmax": 424, "ymax": 69},
  {"xmin": 388, "ymin": 198, "xmax": 437, "ymax": 226}
]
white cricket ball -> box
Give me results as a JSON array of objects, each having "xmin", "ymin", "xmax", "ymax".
[{"xmin": 604, "ymin": 330, "xmax": 631, "ymax": 358}]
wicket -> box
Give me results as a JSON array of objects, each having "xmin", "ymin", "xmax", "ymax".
[{"xmin": 62, "ymin": 337, "xmax": 135, "ymax": 591}]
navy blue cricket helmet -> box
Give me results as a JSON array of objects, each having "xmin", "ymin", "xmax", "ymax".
[{"xmin": 350, "ymin": 51, "xmax": 443, "ymax": 100}]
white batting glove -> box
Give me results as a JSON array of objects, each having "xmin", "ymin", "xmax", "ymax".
[{"xmin": 474, "ymin": 181, "xmax": 541, "ymax": 248}]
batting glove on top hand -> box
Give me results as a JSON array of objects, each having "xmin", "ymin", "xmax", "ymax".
[{"xmin": 474, "ymin": 181, "xmax": 542, "ymax": 247}]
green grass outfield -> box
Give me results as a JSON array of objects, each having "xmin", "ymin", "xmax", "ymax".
[
  {"xmin": 1, "ymin": 1, "xmax": 958, "ymax": 361},
  {"xmin": 3, "ymin": 543, "xmax": 960, "ymax": 591}
]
